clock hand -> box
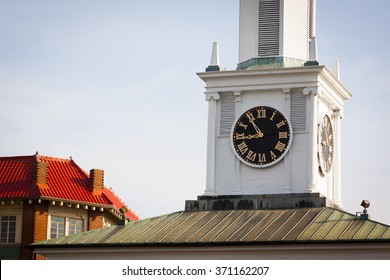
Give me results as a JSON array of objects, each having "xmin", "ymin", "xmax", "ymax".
[
  {"xmin": 249, "ymin": 120, "xmax": 264, "ymax": 138},
  {"xmin": 244, "ymin": 134, "xmax": 263, "ymax": 140},
  {"xmin": 323, "ymin": 124, "xmax": 329, "ymax": 146}
]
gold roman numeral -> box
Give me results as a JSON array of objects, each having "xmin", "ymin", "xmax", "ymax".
[
  {"xmin": 257, "ymin": 109, "xmax": 266, "ymax": 118},
  {"xmin": 279, "ymin": 132, "xmax": 288, "ymax": 139},
  {"xmin": 246, "ymin": 150, "xmax": 256, "ymax": 161},
  {"xmin": 269, "ymin": 111, "xmax": 276, "ymax": 121},
  {"xmin": 258, "ymin": 153, "xmax": 266, "ymax": 163},
  {"xmin": 275, "ymin": 141, "xmax": 286, "ymax": 152},
  {"xmin": 246, "ymin": 112, "xmax": 255, "ymax": 122},
  {"xmin": 238, "ymin": 122, "xmax": 248, "ymax": 130},
  {"xmin": 237, "ymin": 141, "xmax": 248, "ymax": 155},
  {"xmin": 235, "ymin": 133, "xmax": 245, "ymax": 140},
  {"xmin": 276, "ymin": 120, "xmax": 286, "ymax": 128}
]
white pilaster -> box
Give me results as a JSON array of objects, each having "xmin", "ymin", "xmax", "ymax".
[
  {"xmin": 304, "ymin": 87, "xmax": 320, "ymax": 193},
  {"xmin": 283, "ymin": 88, "xmax": 292, "ymax": 193},
  {"xmin": 233, "ymin": 91, "xmax": 242, "ymax": 194},
  {"xmin": 204, "ymin": 93, "xmax": 220, "ymax": 196},
  {"xmin": 332, "ymin": 110, "xmax": 343, "ymax": 208}
]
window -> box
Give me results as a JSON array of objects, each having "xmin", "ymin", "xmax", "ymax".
[
  {"xmin": 68, "ymin": 218, "xmax": 83, "ymax": 235},
  {"xmin": 50, "ymin": 216, "xmax": 83, "ymax": 239},
  {"xmin": 50, "ymin": 216, "xmax": 65, "ymax": 239},
  {"xmin": 0, "ymin": 216, "xmax": 16, "ymax": 244}
]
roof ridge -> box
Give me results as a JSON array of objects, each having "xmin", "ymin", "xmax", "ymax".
[
  {"xmin": 0, "ymin": 155, "xmax": 34, "ymax": 160},
  {"xmin": 36, "ymin": 155, "xmax": 71, "ymax": 163},
  {"xmin": 68, "ymin": 158, "xmax": 90, "ymax": 178}
]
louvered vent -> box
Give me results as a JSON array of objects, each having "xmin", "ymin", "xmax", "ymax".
[
  {"xmin": 219, "ymin": 93, "xmax": 235, "ymax": 136},
  {"xmin": 258, "ymin": 0, "xmax": 280, "ymax": 57},
  {"xmin": 290, "ymin": 92, "xmax": 307, "ymax": 132}
]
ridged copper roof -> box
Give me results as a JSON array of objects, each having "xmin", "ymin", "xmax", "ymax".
[
  {"xmin": 32, "ymin": 207, "xmax": 390, "ymax": 247},
  {"xmin": 0, "ymin": 154, "xmax": 139, "ymax": 220}
]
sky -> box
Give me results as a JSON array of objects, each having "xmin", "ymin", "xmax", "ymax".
[{"xmin": 1, "ymin": 0, "xmax": 390, "ymax": 225}]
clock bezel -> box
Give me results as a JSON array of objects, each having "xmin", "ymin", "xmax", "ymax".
[
  {"xmin": 230, "ymin": 105, "xmax": 293, "ymax": 168},
  {"xmin": 318, "ymin": 114, "xmax": 334, "ymax": 175}
]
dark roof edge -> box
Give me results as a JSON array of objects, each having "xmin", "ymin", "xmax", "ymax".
[{"xmin": 28, "ymin": 238, "xmax": 390, "ymax": 250}]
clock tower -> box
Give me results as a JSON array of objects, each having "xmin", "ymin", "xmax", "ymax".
[{"xmin": 187, "ymin": 0, "xmax": 351, "ymax": 211}]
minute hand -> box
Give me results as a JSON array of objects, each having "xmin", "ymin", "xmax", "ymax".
[{"xmin": 250, "ymin": 120, "xmax": 264, "ymax": 138}]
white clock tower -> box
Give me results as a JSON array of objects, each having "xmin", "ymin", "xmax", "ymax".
[{"xmin": 186, "ymin": 0, "xmax": 352, "ymax": 211}]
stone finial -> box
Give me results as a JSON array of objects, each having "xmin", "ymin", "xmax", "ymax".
[{"xmin": 206, "ymin": 42, "xmax": 220, "ymax": 72}]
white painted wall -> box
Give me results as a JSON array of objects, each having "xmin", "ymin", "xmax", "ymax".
[
  {"xmin": 282, "ymin": 0, "xmax": 310, "ymax": 60},
  {"xmin": 239, "ymin": 0, "xmax": 311, "ymax": 62},
  {"xmin": 198, "ymin": 66, "xmax": 351, "ymax": 204}
]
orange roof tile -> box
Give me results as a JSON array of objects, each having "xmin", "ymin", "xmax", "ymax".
[{"xmin": 0, "ymin": 154, "xmax": 139, "ymax": 220}]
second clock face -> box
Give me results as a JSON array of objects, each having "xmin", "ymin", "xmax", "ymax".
[
  {"xmin": 318, "ymin": 114, "xmax": 334, "ymax": 175},
  {"xmin": 231, "ymin": 106, "xmax": 292, "ymax": 168}
]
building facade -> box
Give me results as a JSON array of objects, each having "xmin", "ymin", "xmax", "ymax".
[
  {"xmin": 30, "ymin": 0, "xmax": 390, "ymax": 259},
  {"xmin": 0, "ymin": 153, "xmax": 138, "ymax": 259}
]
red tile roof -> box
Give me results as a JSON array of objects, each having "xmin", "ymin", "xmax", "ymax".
[{"xmin": 0, "ymin": 154, "xmax": 139, "ymax": 220}]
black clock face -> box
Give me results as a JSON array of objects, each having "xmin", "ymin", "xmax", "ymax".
[
  {"xmin": 231, "ymin": 106, "xmax": 292, "ymax": 168},
  {"xmin": 318, "ymin": 114, "xmax": 334, "ymax": 175}
]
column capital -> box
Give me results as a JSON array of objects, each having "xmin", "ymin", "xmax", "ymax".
[
  {"xmin": 205, "ymin": 92, "xmax": 220, "ymax": 101},
  {"xmin": 303, "ymin": 87, "xmax": 321, "ymax": 96},
  {"xmin": 332, "ymin": 109, "xmax": 344, "ymax": 119},
  {"xmin": 234, "ymin": 91, "xmax": 242, "ymax": 102}
]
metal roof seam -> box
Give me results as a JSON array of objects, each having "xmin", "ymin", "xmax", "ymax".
[
  {"xmin": 185, "ymin": 211, "xmax": 222, "ymax": 243},
  {"xmin": 119, "ymin": 216, "xmax": 165, "ymax": 243},
  {"xmin": 145, "ymin": 213, "xmax": 184, "ymax": 243},
  {"xmin": 105, "ymin": 223, "xmax": 137, "ymax": 244},
  {"xmin": 157, "ymin": 212, "xmax": 196, "ymax": 243},
  {"xmin": 226, "ymin": 211, "xmax": 260, "ymax": 242},
  {"xmin": 211, "ymin": 211, "xmax": 246, "ymax": 242},
  {"xmin": 267, "ymin": 210, "xmax": 297, "ymax": 241},
  {"xmin": 53, "ymin": 235, "xmax": 68, "ymax": 245},
  {"xmin": 366, "ymin": 223, "xmax": 380, "ymax": 239},
  {"xmin": 131, "ymin": 215, "xmax": 171, "ymax": 243},
  {"xmin": 91, "ymin": 227, "xmax": 118, "ymax": 244},
  {"xmin": 381, "ymin": 227, "xmax": 390, "ymax": 239},
  {"xmin": 323, "ymin": 213, "xmax": 349, "ymax": 240},
  {"xmin": 171, "ymin": 211, "xmax": 209, "ymax": 243},
  {"xmin": 295, "ymin": 207, "xmax": 325, "ymax": 240},
  {"xmin": 199, "ymin": 210, "xmax": 237, "ymax": 243},
  {"xmin": 117, "ymin": 219, "xmax": 152, "ymax": 243},
  {"xmin": 307, "ymin": 208, "xmax": 334, "ymax": 241},
  {"xmin": 166, "ymin": 211, "xmax": 207, "ymax": 242},
  {"xmin": 239, "ymin": 212, "xmax": 271, "ymax": 242},
  {"xmin": 253, "ymin": 210, "xmax": 284, "ymax": 241},
  {"xmin": 347, "ymin": 220, "xmax": 367, "ymax": 240},
  {"xmin": 280, "ymin": 208, "xmax": 312, "ymax": 241},
  {"xmin": 69, "ymin": 229, "xmax": 101, "ymax": 245}
]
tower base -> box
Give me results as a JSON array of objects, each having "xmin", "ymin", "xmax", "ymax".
[{"xmin": 185, "ymin": 193, "xmax": 341, "ymax": 211}]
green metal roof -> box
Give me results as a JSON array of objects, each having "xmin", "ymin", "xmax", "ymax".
[{"xmin": 32, "ymin": 207, "xmax": 390, "ymax": 248}]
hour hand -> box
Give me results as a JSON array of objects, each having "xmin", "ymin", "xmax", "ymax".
[
  {"xmin": 250, "ymin": 120, "xmax": 264, "ymax": 137},
  {"xmin": 235, "ymin": 133, "xmax": 262, "ymax": 140}
]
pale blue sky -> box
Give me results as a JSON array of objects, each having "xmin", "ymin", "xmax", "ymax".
[{"xmin": 1, "ymin": 0, "xmax": 390, "ymax": 225}]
